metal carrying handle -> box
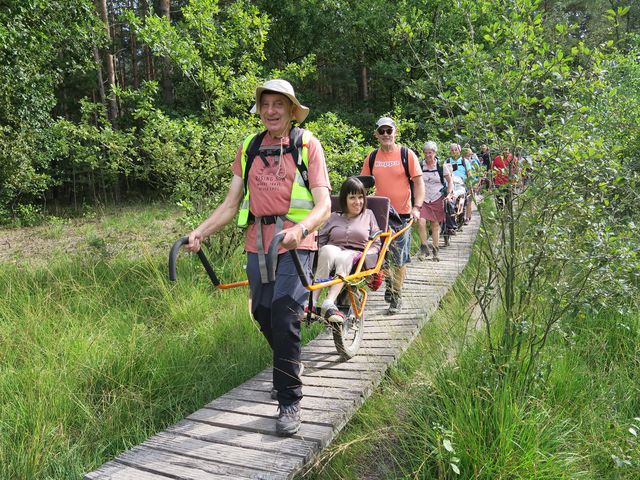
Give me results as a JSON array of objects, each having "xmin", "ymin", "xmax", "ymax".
[
  {"xmin": 266, "ymin": 232, "xmax": 312, "ymax": 288},
  {"xmin": 168, "ymin": 236, "xmax": 220, "ymax": 286}
]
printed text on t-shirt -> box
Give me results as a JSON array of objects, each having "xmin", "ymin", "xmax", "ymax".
[{"xmin": 375, "ymin": 160, "xmax": 401, "ymax": 168}]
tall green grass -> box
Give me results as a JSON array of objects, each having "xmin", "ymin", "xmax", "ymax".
[
  {"xmin": 0, "ymin": 238, "xmax": 320, "ymax": 478},
  {"xmin": 303, "ymin": 260, "xmax": 640, "ymax": 479}
]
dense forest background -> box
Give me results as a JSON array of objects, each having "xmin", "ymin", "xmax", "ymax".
[
  {"xmin": 2, "ymin": 0, "xmax": 639, "ymax": 224},
  {"xmin": 2, "ymin": 1, "xmax": 640, "ymax": 478}
]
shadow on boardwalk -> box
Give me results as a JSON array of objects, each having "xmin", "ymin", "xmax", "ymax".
[{"xmin": 85, "ymin": 216, "xmax": 480, "ymax": 480}]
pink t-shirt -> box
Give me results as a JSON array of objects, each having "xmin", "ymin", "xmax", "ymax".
[
  {"xmin": 360, "ymin": 145, "xmax": 422, "ymax": 214},
  {"xmin": 232, "ymin": 131, "xmax": 331, "ymax": 253},
  {"xmin": 422, "ymin": 163, "xmax": 453, "ymax": 203}
]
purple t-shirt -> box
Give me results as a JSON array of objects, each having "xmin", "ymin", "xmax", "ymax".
[{"xmin": 318, "ymin": 209, "xmax": 381, "ymax": 257}]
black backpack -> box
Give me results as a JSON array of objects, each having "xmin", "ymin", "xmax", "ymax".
[
  {"xmin": 242, "ymin": 127, "xmax": 310, "ymax": 195},
  {"xmin": 368, "ymin": 146, "xmax": 418, "ymax": 203}
]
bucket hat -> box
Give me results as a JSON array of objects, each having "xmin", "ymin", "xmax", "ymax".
[{"xmin": 250, "ymin": 79, "xmax": 309, "ymax": 123}]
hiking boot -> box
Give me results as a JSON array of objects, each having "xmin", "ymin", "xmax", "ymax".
[
  {"xmin": 431, "ymin": 245, "xmax": 440, "ymax": 262},
  {"xmin": 387, "ymin": 295, "xmax": 403, "ymax": 315},
  {"xmin": 324, "ymin": 306, "xmax": 345, "ymax": 324},
  {"xmin": 417, "ymin": 243, "xmax": 430, "ymax": 260},
  {"xmin": 276, "ymin": 402, "xmax": 301, "ymax": 436},
  {"xmin": 384, "ymin": 288, "xmax": 393, "ymax": 303},
  {"xmin": 271, "ymin": 363, "xmax": 304, "ymax": 400}
]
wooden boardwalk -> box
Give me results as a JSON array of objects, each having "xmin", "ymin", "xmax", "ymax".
[{"xmin": 85, "ymin": 216, "xmax": 479, "ymax": 480}]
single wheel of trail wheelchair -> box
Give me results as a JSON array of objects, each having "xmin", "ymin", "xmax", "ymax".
[{"xmin": 332, "ymin": 288, "xmax": 365, "ymax": 360}]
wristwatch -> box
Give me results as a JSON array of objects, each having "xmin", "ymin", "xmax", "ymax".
[{"xmin": 299, "ymin": 223, "xmax": 309, "ymax": 238}]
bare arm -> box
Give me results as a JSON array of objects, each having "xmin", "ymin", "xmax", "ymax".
[
  {"xmin": 445, "ymin": 171, "xmax": 454, "ymax": 197},
  {"xmin": 280, "ymin": 186, "xmax": 332, "ymax": 250},
  {"xmin": 410, "ymin": 175, "xmax": 425, "ymax": 220},
  {"xmin": 186, "ymin": 175, "xmax": 244, "ymax": 252}
]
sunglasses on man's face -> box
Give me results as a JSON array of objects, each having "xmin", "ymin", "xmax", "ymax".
[{"xmin": 377, "ymin": 127, "xmax": 393, "ymax": 135}]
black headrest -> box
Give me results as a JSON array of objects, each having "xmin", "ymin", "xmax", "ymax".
[{"xmin": 356, "ymin": 175, "xmax": 375, "ymax": 189}]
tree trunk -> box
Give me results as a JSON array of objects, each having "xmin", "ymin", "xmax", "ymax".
[
  {"xmin": 159, "ymin": 0, "xmax": 174, "ymax": 106},
  {"xmin": 361, "ymin": 65, "xmax": 369, "ymax": 101},
  {"xmin": 94, "ymin": 0, "xmax": 119, "ymax": 126},
  {"xmin": 140, "ymin": 0, "xmax": 155, "ymax": 81},
  {"xmin": 129, "ymin": 0, "xmax": 139, "ymax": 89},
  {"xmin": 93, "ymin": 46, "xmax": 107, "ymax": 110}
]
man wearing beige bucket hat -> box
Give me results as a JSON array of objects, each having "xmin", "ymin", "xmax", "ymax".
[{"xmin": 186, "ymin": 79, "xmax": 331, "ymax": 436}]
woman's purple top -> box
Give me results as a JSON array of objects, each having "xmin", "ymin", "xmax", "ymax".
[{"xmin": 318, "ymin": 209, "xmax": 381, "ymax": 257}]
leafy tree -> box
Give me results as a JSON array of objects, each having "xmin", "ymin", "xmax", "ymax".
[
  {"xmin": 394, "ymin": 0, "xmax": 640, "ymax": 387},
  {"xmin": 126, "ymin": 0, "xmax": 270, "ymax": 121},
  {"xmin": 0, "ymin": 0, "xmax": 99, "ymax": 218}
]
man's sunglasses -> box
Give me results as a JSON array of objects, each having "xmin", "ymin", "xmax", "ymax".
[{"xmin": 377, "ymin": 127, "xmax": 393, "ymax": 135}]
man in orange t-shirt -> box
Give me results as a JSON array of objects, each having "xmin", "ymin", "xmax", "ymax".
[
  {"xmin": 360, "ymin": 117, "xmax": 424, "ymax": 314},
  {"xmin": 186, "ymin": 79, "xmax": 331, "ymax": 436}
]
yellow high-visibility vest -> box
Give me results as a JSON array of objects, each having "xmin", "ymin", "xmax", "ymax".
[{"xmin": 237, "ymin": 128, "xmax": 315, "ymax": 226}]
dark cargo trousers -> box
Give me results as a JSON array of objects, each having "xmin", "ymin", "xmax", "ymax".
[{"xmin": 246, "ymin": 251, "xmax": 313, "ymax": 406}]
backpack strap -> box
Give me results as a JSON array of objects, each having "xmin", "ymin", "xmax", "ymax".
[
  {"xmin": 243, "ymin": 130, "xmax": 268, "ymax": 194},
  {"xmin": 436, "ymin": 161, "xmax": 445, "ymax": 186},
  {"xmin": 368, "ymin": 148, "xmax": 379, "ymax": 174},
  {"xmin": 401, "ymin": 146, "xmax": 416, "ymax": 204},
  {"xmin": 290, "ymin": 127, "xmax": 310, "ymax": 191}
]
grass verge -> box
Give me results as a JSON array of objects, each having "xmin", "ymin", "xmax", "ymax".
[
  {"xmin": 0, "ymin": 203, "xmax": 322, "ymax": 479},
  {"xmin": 301, "ymin": 256, "xmax": 640, "ymax": 479}
]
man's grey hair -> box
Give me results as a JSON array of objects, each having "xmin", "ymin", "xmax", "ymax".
[{"xmin": 423, "ymin": 141, "xmax": 438, "ymax": 153}]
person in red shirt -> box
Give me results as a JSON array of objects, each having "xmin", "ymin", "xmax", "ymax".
[
  {"xmin": 491, "ymin": 147, "xmax": 517, "ymax": 209},
  {"xmin": 186, "ymin": 79, "xmax": 331, "ymax": 436}
]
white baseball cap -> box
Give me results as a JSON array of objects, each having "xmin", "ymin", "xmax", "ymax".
[{"xmin": 375, "ymin": 116, "xmax": 395, "ymax": 128}]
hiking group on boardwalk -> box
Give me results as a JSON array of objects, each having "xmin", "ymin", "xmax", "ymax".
[{"xmin": 186, "ymin": 78, "xmax": 521, "ymax": 437}]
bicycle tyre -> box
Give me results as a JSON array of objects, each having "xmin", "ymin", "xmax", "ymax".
[{"xmin": 332, "ymin": 289, "xmax": 365, "ymax": 360}]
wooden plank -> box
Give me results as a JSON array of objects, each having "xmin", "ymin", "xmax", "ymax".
[
  {"xmin": 362, "ymin": 329, "xmax": 416, "ymax": 339},
  {"xmin": 301, "ymin": 345, "xmax": 398, "ymax": 357},
  {"xmin": 224, "ymin": 389, "xmax": 357, "ymax": 412},
  {"xmin": 115, "ymin": 445, "xmax": 277, "ymax": 480},
  {"xmin": 299, "ymin": 357, "xmax": 393, "ymax": 372},
  {"xmin": 300, "ymin": 352, "xmax": 394, "ymax": 367},
  {"xmin": 85, "ymin": 462, "xmax": 173, "ymax": 480},
  {"xmin": 203, "ymin": 397, "xmax": 348, "ymax": 426},
  {"xmin": 310, "ymin": 338, "xmax": 407, "ymax": 349},
  {"xmin": 255, "ymin": 367, "xmax": 380, "ymax": 382},
  {"xmin": 144, "ymin": 431, "xmax": 301, "ymax": 476},
  {"xmin": 241, "ymin": 379, "xmax": 364, "ymax": 401},
  {"xmin": 301, "ymin": 348, "xmax": 391, "ymax": 363},
  {"xmin": 369, "ymin": 320, "xmax": 420, "ymax": 328},
  {"xmin": 167, "ymin": 419, "xmax": 317, "ymax": 460},
  {"xmin": 187, "ymin": 408, "xmax": 335, "ymax": 446},
  {"xmin": 252, "ymin": 370, "xmax": 373, "ymax": 391}
]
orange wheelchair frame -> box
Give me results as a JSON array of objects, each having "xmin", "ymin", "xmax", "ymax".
[{"xmin": 168, "ymin": 201, "xmax": 414, "ymax": 360}]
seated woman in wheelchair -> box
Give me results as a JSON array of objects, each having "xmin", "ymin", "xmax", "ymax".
[{"xmin": 313, "ymin": 176, "xmax": 381, "ymax": 323}]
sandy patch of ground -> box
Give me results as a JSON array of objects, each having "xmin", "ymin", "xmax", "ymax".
[{"xmin": 0, "ymin": 210, "xmax": 184, "ymax": 267}]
